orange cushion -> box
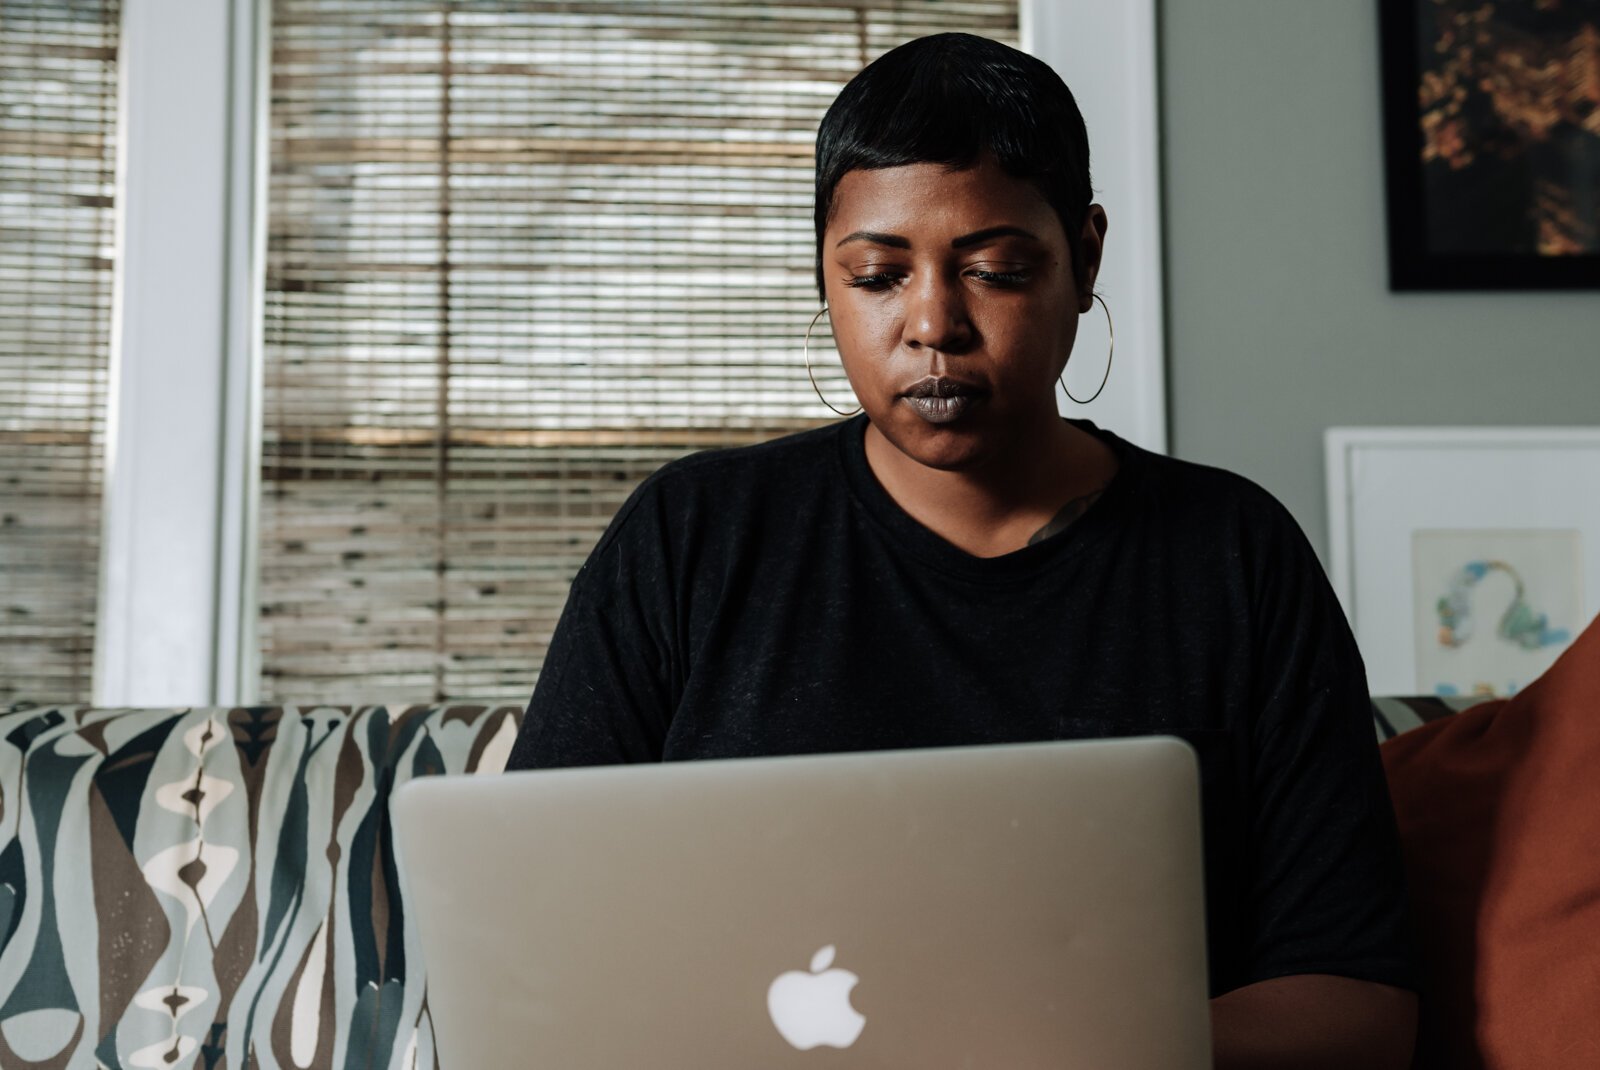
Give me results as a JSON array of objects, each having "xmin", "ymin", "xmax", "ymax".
[{"xmin": 1381, "ymin": 611, "xmax": 1600, "ymax": 1069}]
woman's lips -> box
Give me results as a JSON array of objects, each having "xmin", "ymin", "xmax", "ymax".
[
  {"xmin": 900, "ymin": 376, "xmax": 984, "ymax": 424},
  {"xmin": 904, "ymin": 394, "xmax": 977, "ymax": 423}
]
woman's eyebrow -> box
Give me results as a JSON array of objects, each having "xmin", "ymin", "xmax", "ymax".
[
  {"xmin": 950, "ymin": 225, "xmax": 1039, "ymax": 248},
  {"xmin": 833, "ymin": 225, "xmax": 1040, "ymax": 250},
  {"xmin": 834, "ymin": 230, "xmax": 910, "ymax": 249}
]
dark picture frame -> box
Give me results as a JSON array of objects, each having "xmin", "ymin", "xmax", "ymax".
[{"xmin": 1378, "ymin": 0, "xmax": 1600, "ymax": 290}]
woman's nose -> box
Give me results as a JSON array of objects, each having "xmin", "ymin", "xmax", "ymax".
[{"xmin": 901, "ymin": 272, "xmax": 974, "ymax": 354}]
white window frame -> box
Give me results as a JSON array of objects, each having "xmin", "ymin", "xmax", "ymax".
[
  {"xmin": 91, "ymin": 0, "xmax": 1165, "ymax": 706},
  {"xmin": 1023, "ymin": 0, "xmax": 1168, "ymax": 455},
  {"xmin": 93, "ymin": 0, "xmax": 266, "ymax": 706}
]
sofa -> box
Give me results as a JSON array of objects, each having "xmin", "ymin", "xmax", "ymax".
[
  {"xmin": 0, "ymin": 703, "xmax": 522, "ymax": 1070},
  {"xmin": 0, "ymin": 632, "xmax": 1593, "ymax": 1070}
]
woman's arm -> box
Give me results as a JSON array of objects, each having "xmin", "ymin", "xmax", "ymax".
[
  {"xmin": 1210, "ymin": 974, "xmax": 1417, "ymax": 1069},
  {"xmin": 506, "ymin": 473, "xmax": 682, "ymax": 771}
]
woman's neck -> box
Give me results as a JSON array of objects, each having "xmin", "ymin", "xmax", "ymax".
[{"xmin": 862, "ymin": 414, "xmax": 1119, "ymax": 559}]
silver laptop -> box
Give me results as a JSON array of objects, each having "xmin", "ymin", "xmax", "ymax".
[{"xmin": 392, "ymin": 737, "xmax": 1211, "ymax": 1068}]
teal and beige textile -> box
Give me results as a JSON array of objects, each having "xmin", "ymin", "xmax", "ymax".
[
  {"xmin": 0, "ymin": 704, "xmax": 521, "ymax": 1070},
  {"xmin": 1370, "ymin": 694, "xmax": 1481, "ymax": 740}
]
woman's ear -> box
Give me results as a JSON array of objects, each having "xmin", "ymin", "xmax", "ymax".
[{"xmin": 1078, "ymin": 204, "xmax": 1108, "ymax": 311}]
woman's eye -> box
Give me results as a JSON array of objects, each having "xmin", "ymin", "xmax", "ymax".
[
  {"xmin": 970, "ymin": 269, "xmax": 1030, "ymax": 287},
  {"xmin": 844, "ymin": 272, "xmax": 902, "ymax": 291}
]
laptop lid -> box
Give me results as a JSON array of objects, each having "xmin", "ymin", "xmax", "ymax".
[{"xmin": 393, "ymin": 736, "xmax": 1211, "ymax": 1069}]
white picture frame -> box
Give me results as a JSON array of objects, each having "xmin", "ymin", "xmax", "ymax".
[{"xmin": 1326, "ymin": 428, "xmax": 1600, "ymax": 698}]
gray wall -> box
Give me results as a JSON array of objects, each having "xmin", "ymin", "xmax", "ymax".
[{"xmin": 1159, "ymin": 0, "xmax": 1600, "ymax": 564}]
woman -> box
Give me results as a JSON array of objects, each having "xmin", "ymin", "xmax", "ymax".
[{"xmin": 508, "ymin": 32, "xmax": 1417, "ymax": 1068}]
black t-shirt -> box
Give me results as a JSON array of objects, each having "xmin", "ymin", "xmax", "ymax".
[{"xmin": 507, "ymin": 415, "xmax": 1417, "ymax": 997}]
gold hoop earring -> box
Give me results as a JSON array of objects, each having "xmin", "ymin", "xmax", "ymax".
[
  {"xmin": 1061, "ymin": 292, "xmax": 1114, "ymax": 405},
  {"xmin": 804, "ymin": 306, "xmax": 862, "ymax": 417}
]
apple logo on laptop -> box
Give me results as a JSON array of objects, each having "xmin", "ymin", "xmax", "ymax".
[{"xmin": 767, "ymin": 944, "xmax": 866, "ymax": 1050}]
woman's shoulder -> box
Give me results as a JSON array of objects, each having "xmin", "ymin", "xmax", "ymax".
[
  {"xmin": 631, "ymin": 421, "xmax": 849, "ymax": 520},
  {"xmin": 1086, "ymin": 424, "xmax": 1298, "ymax": 527},
  {"xmin": 591, "ymin": 421, "xmax": 850, "ymax": 556},
  {"xmin": 1082, "ymin": 425, "xmax": 1314, "ymax": 566},
  {"xmin": 1144, "ymin": 451, "xmax": 1291, "ymax": 520},
  {"xmin": 648, "ymin": 420, "xmax": 848, "ymax": 490}
]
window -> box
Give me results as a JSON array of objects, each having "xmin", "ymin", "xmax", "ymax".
[
  {"xmin": 0, "ymin": 0, "xmax": 120, "ymax": 704},
  {"xmin": 260, "ymin": 1, "xmax": 1021, "ymax": 701}
]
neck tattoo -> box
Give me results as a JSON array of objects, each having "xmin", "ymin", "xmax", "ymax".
[{"xmin": 1026, "ymin": 488, "xmax": 1106, "ymax": 546}]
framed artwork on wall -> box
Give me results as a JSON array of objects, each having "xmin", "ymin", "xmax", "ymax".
[
  {"xmin": 1326, "ymin": 427, "xmax": 1600, "ymax": 698},
  {"xmin": 1378, "ymin": 0, "xmax": 1600, "ymax": 290}
]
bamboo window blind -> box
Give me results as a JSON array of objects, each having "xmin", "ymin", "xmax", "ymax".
[
  {"xmin": 261, "ymin": 1, "xmax": 1019, "ymax": 703},
  {"xmin": 0, "ymin": 0, "xmax": 120, "ymax": 704}
]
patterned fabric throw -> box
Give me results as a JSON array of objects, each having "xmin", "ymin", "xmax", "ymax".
[
  {"xmin": 1370, "ymin": 695, "xmax": 1482, "ymax": 740},
  {"xmin": 0, "ymin": 704, "xmax": 522, "ymax": 1070}
]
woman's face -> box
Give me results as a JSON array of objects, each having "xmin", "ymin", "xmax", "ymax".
[{"xmin": 821, "ymin": 155, "xmax": 1106, "ymax": 473}]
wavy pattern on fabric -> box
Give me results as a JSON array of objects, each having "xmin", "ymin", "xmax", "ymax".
[
  {"xmin": 0, "ymin": 703, "xmax": 523, "ymax": 1070},
  {"xmin": 1370, "ymin": 695, "xmax": 1481, "ymax": 741}
]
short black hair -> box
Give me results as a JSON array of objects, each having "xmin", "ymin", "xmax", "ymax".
[{"xmin": 813, "ymin": 33, "xmax": 1093, "ymax": 300}]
